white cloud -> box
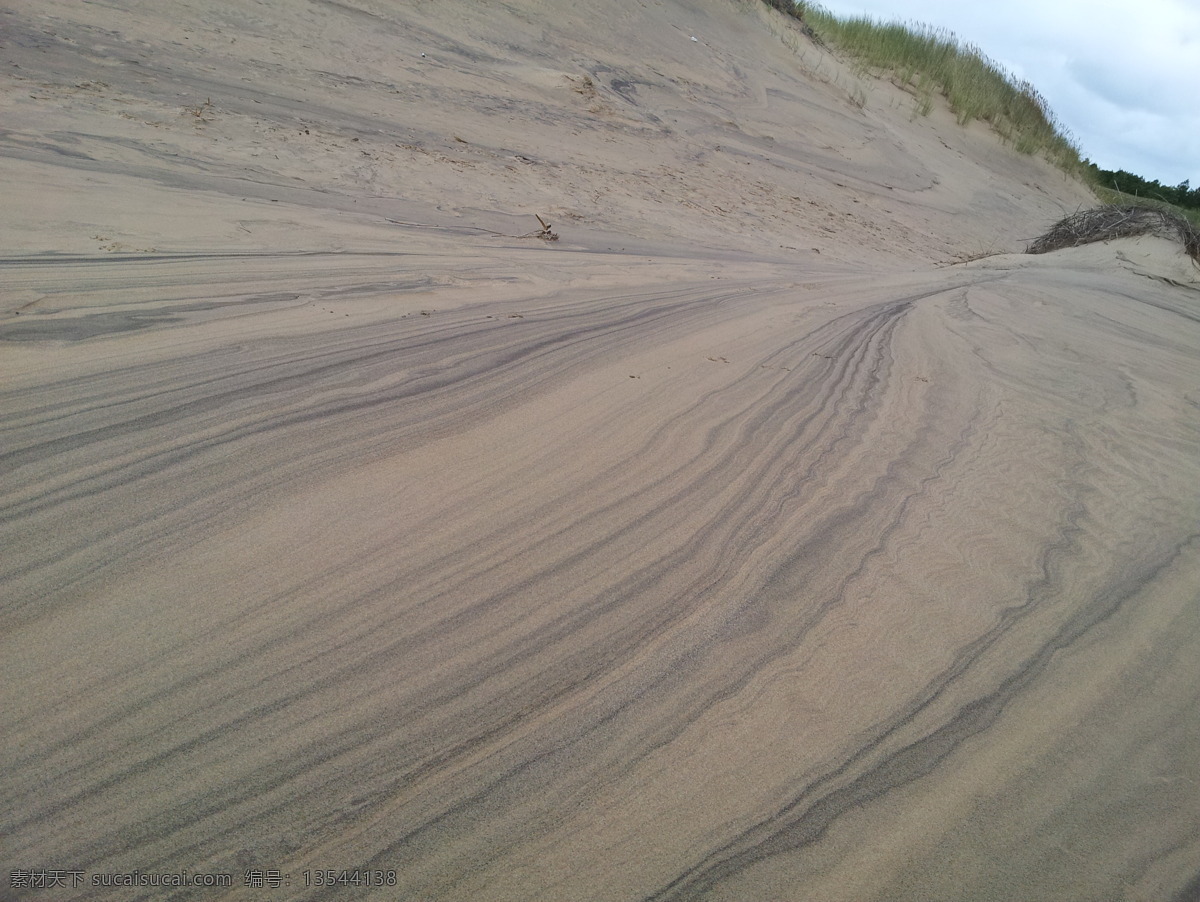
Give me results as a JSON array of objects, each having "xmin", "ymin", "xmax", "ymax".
[{"xmin": 1070, "ymin": 59, "xmax": 1176, "ymax": 117}]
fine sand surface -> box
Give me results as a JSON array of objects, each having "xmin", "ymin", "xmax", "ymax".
[{"xmin": 3, "ymin": 1, "xmax": 1199, "ymax": 900}]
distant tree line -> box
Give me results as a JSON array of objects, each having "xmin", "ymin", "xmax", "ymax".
[{"xmin": 1087, "ymin": 164, "xmax": 1200, "ymax": 211}]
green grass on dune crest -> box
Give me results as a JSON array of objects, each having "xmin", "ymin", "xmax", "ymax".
[
  {"xmin": 1093, "ymin": 188, "xmax": 1200, "ymax": 229},
  {"xmin": 762, "ymin": 1, "xmax": 1086, "ymax": 176}
]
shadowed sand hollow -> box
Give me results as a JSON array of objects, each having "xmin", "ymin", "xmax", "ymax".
[{"xmin": 2, "ymin": 1, "xmax": 1199, "ymax": 900}]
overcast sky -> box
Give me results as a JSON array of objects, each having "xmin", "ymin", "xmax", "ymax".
[{"xmin": 819, "ymin": 0, "xmax": 1199, "ymax": 187}]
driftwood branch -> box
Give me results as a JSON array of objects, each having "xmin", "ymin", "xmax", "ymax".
[
  {"xmin": 532, "ymin": 214, "xmax": 558, "ymax": 241},
  {"xmin": 387, "ymin": 214, "xmax": 559, "ymax": 242}
]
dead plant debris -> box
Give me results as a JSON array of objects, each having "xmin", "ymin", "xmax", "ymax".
[{"xmin": 1027, "ymin": 204, "xmax": 1199, "ymax": 262}]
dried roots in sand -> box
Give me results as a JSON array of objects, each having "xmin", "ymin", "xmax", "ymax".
[{"xmin": 1028, "ymin": 204, "xmax": 1200, "ymax": 262}]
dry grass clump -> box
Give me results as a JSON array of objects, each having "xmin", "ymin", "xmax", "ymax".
[{"xmin": 1027, "ymin": 205, "xmax": 1200, "ymax": 261}]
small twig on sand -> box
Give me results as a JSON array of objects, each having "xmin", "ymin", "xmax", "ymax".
[
  {"xmin": 385, "ymin": 214, "xmax": 559, "ymax": 242},
  {"xmin": 490, "ymin": 213, "xmax": 558, "ymax": 241},
  {"xmin": 184, "ymin": 97, "xmax": 215, "ymax": 121},
  {"xmin": 531, "ymin": 214, "xmax": 559, "ymax": 241}
]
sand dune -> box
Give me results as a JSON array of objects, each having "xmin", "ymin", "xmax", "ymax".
[{"xmin": 2, "ymin": 1, "xmax": 1199, "ymax": 900}]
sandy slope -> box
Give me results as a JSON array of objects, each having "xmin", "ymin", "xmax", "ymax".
[{"xmin": 2, "ymin": 1, "xmax": 1199, "ymax": 900}]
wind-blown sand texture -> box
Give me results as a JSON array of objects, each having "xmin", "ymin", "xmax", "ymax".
[{"xmin": 3, "ymin": 1, "xmax": 1199, "ymax": 900}]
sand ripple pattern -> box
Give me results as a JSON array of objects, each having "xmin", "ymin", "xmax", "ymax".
[{"xmin": 3, "ymin": 246, "xmax": 1199, "ymax": 901}]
